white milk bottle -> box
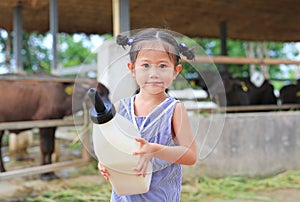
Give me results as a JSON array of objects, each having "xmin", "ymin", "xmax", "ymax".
[{"xmin": 88, "ymin": 88, "xmax": 152, "ymax": 196}]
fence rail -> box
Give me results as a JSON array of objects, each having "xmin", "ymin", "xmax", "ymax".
[
  {"xmin": 0, "ymin": 119, "xmax": 84, "ymax": 130},
  {"xmin": 0, "ymin": 159, "xmax": 88, "ymax": 181},
  {"xmin": 0, "ymin": 117, "xmax": 90, "ymax": 180},
  {"xmin": 185, "ymin": 104, "xmax": 300, "ymax": 113},
  {"xmin": 221, "ymin": 104, "xmax": 300, "ymax": 112},
  {"xmin": 0, "ymin": 75, "xmax": 96, "ymax": 84},
  {"xmin": 183, "ymin": 56, "xmax": 300, "ymax": 65}
]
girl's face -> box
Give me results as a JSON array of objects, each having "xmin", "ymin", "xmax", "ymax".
[{"xmin": 128, "ymin": 48, "xmax": 182, "ymax": 95}]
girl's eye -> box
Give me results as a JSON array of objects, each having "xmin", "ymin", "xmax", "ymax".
[
  {"xmin": 142, "ymin": 64, "xmax": 149, "ymax": 68},
  {"xmin": 159, "ymin": 64, "xmax": 167, "ymax": 68}
]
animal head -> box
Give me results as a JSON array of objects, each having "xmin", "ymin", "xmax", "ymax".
[{"xmin": 72, "ymin": 80, "xmax": 111, "ymax": 114}]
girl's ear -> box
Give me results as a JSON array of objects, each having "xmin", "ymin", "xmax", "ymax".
[
  {"xmin": 127, "ymin": 62, "xmax": 136, "ymax": 77},
  {"xmin": 173, "ymin": 64, "xmax": 182, "ymax": 79}
]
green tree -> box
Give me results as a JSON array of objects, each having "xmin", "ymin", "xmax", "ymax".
[
  {"xmin": 58, "ymin": 33, "xmax": 97, "ymax": 68},
  {"xmin": 22, "ymin": 32, "xmax": 51, "ymax": 73},
  {"xmin": 7, "ymin": 32, "xmax": 98, "ymax": 73},
  {"xmin": 192, "ymin": 38, "xmax": 286, "ymax": 78},
  {"xmin": 0, "ymin": 29, "xmax": 12, "ymax": 72}
]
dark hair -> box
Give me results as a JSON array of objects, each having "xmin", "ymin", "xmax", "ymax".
[{"xmin": 116, "ymin": 28, "xmax": 195, "ymax": 65}]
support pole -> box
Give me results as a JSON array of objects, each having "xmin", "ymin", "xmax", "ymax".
[
  {"xmin": 50, "ymin": 0, "xmax": 58, "ymax": 73},
  {"xmin": 219, "ymin": 21, "xmax": 228, "ymax": 72},
  {"xmin": 112, "ymin": 0, "xmax": 130, "ymax": 36},
  {"xmin": 13, "ymin": 5, "xmax": 23, "ymax": 72}
]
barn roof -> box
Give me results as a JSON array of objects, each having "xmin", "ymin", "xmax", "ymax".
[{"xmin": 0, "ymin": 0, "xmax": 300, "ymax": 42}]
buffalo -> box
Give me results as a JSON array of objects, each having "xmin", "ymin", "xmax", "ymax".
[
  {"xmin": 187, "ymin": 71, "xmax": 277, "ymax": 107},
  {"xmin": 279, "ymin": 79, "xmax": 300, "ymax": 104},
  {"xmin": 0, "ymin": 73, "xmax": 106, "ymax": 180},
  {"xmin": 235, "ymin": 77, "xmax": 277, "ymax": 106}
]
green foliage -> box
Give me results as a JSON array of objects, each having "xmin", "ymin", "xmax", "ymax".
[
  {"xmin": 27, "ymin": 183, "xmax": 112, "ymax": 202},
  {"xmin": 58, "ymin": 33, "xmax": 97, "ymax": 68},
  {"xmin": 0, "ymin": 29, "xmax": 100, "ymax": 73},
  {"xmin": 192, "ymin": 38, "xmax": 286, "ymax": 78},
  {"xmin": 22, "ymin": 32, "xmax": 51, "ymax": 73}
]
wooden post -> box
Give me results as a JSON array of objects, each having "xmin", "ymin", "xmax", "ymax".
[
  {"xmin": 81, "ymin": 128, "xmax": 91, "ymax": 161},
  {"xmin": 219, "ymin": 21, "xmax": 228, "ymax": 72},
  {"xmin": 120, "ymin": 0, "xmax": 130, "ymax": 33},
  {"xmin": 50, "ymin": 0, "xmax": 58, "ymax": 73},
  {"xmin": 81, "ymin": 107, "xmax": 91, "ymax": 161},
  {"xmin": 13, "ymin": 5, "xmax": 23, "ymax": 72},
  {"xmin": 112, "ymin": 0, "xmax": 130, "ymax": 36}
]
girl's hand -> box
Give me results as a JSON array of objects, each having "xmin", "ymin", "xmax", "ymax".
[
  {"xmin": 133, "ymin": 138, "xmax": 156, "ymax": 177},
  {"xmin": 98, "ymin": 162, "xmax": 110, "ymax": 181}
]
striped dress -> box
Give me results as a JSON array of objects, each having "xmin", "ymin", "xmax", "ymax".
[{"xmin": 110, "ymin": 95, "xmax": 182, "ymax": 202}]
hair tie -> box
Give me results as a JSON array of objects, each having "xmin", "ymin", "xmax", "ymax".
[
  {"xmin": 179, "ymin": 42, "xmax": 187, "ymax": 49},
  {"xmin": 127, "ymin": 38, "xmax": 134, "ymax": 45},
  {"xmin": 179, "ymin": 42, "xmax": 195, "ymax": 60},
  {"xmin": 116, "ymin": 34, "xmax": 134, "ymax": 48}
]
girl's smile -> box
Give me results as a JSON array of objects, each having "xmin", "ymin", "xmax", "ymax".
[{"xmin": 146, "ymin": 81, "xmax": 163, "ymax": 85}]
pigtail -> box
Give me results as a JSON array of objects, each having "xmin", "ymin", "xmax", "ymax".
[
  {"xmin": 116, "ymin": 34, "xmax": 134, "ymax": 48},
  {"xmin": 117, "ymin": 29, "xmax": 195, "ymax": 63},
  {"xmin": 179, "ymin": 42, "xmax": 195, "ymax": 60}
]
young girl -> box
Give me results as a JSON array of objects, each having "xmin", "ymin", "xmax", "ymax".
[{"xmin": 99, "ymin": 28, "xmax": 197, "ymax": 201}]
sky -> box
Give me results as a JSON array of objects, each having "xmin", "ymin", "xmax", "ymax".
[{"xmin": 280, "ymin": 42, "xmax": 300, "ymax": 79}]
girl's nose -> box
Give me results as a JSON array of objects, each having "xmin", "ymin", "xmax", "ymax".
[{"xmin": 149, "ymin": 66, "xmax": 159, "ymax": 78}]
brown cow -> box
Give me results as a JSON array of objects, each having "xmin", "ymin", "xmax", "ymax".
[{"xmin": 0, "ymin": 74, "xmax": 107, "ymax": 180}]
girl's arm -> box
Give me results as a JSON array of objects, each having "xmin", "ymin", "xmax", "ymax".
[{"xmin": 133, "ymin": 102, "xmax": 197, "ymax": 175}]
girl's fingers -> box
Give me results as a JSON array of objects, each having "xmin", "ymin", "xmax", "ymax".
[
  {"xmin": 133, "ymin": 150, "xmax": 145, "ymax": 155},
  {"xmin": 141, "ymin": 160, "xmax": 149, "ymax": 177},
  {"xmin": 134, "ymin": 164, "xmax": 148, "ymax": 177},
  {"xmin": 98, "ymin": 163, "xmax": 102, "ymax": 170},
  {"xmin": 133, "ymin": 138, "xmax": 151, "ymax": 177},
  {"xmin": 136, "ymin": 156, "xmax": 146, "ymax": 171},
  {"xmin": 101, "ymin": 171, "xmax": 109, "ymax": 181},
  {"xmin": 98, "ymin": 163, "xmax": 110, "ymax": 180},
  {"xmin": 135, "ymin": 137, "xmax": 146, "ymax": 144},
  {"xmin": 102, "ymin": 173, "xmax": 109, "ymax": 181},
  {"xmin": 98, "ymin": 163, "xmax": 106, "ymax": 171},
  {"xmin": 133, "ymin": 156, "xmax": 150, "ymax": 177}
]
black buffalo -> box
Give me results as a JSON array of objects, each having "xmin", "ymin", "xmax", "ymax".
[
  {"xmin": 0, "ymin": 73, "xmax": 107, "ymax": 180},
  {"xmin": 279, "ymin": 79, "xmax": 300, "ymax": 104},
  {"xmin": 187, "ymin": 71, "xmax": 277, "ymax": 107}
]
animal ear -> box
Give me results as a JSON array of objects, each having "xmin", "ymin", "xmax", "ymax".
[{"xmin": 64, "ymin": 85, "xmax": 74, "ymax": 95}]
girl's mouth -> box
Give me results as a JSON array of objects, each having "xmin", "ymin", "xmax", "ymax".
[{"xmin": 146, "ymin": 82, "xmax": 163, "ymax": 85}]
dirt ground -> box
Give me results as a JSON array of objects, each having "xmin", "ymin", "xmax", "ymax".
[
  {"xmin": 0, "ymin": 129, "xmax": 299, "ymax": 202},
  {"xmin": 0, "ymin": 172, "xmax": 104, "ymax": 201},
  {"xmin": 0, "ymin": 172, "xmax": 299, "ymax": 202}
]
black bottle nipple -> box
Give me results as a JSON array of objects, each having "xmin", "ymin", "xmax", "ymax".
[{"xmin": 88, "ymin": 88, "xmax": 116, "ymax": 124}]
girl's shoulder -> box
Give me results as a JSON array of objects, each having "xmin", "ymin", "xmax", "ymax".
[
  {"xmin": 115, "ymin": 96, "xmax": 134, "ymax": 113},
  {"xmin": 172, "ymin": 100, "xmax": 189, "ymax": 122},
  {"xmin": 173, "ymin": 101, "xmax": 184, "ymax": 113}
]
